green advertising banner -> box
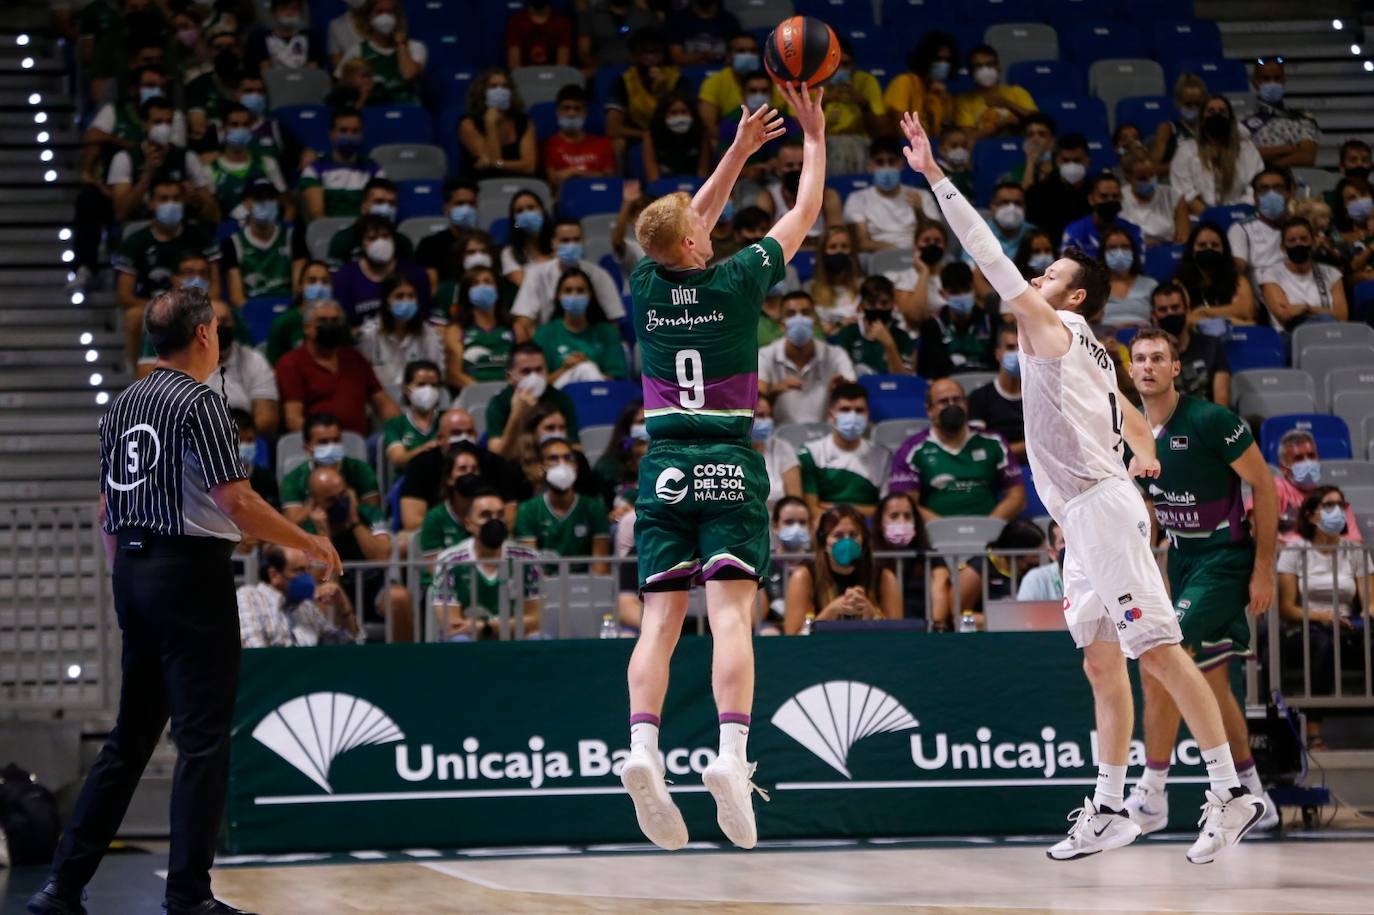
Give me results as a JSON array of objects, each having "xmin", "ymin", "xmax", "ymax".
[{"xmin": 226, "ymin": 633, "xmax": 1210, "ymax": 853}]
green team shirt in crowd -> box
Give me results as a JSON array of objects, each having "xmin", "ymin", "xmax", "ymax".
[
  {"xmin": 418, "ymin": 502, "xmax": 467, "ymax": 589},
  {"xmin": 383, "ymin": 412, "xmax": 438, "ymax": 452},
  {"xmin": 894, "ymin": 426, "xmax": 1021, "ymax": 516},
  {"xmin": 224, "ymin": 225, "xmax": 292, "ymax": 300},
  {"xmin": 456, "ymin": 322, "xmax": 516, "ymax": 381},
  {"xmin": 534, "ymin": 319, "xmax": 628, "ymax": 379},
  {"xmin": 353, "ymin": 41, "xmax": 420, "ymax": 105},
  {"xmin": 431, "ymin": 538, "xmax": 541, "ymax": 620},
  {"xmin": 207, "ymin": 152, "xmax": 279, "ymax": 216},
  {"xmin": 485, "ymin": 386, "xmax": 581, "ymax": 444},
  {"xmin": 1130, "ymin": 395, "xmax": 1255, "ymax": 554},
  {"xmin": 513, "ymin": 493, "xmax": 609, "ymax": 560},
  {"xmin": 112, "ymin": 222, "xmax": 220, "ymax": 299},
  {"xmin": 631, "ymin": 236, "xmax": 786, "ymax": 441},
  {"xmin": 831, "ymin": 321, "xmax": 914, "ymax": 375},
  {"xmin": 799, "ymin": 434, "xmax": 890, "ymax": 508},
  {"xmin": 279, "ymin": 456, "xmax": 380, "ymax": 507}
]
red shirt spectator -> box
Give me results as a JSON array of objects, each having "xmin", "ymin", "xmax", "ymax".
[
  {"xmin": 276, "ymin": 299, "xmax": 397, "ymax": 435},
  {"xmin": 542, "ymin": 85, "xmax": 615, "ymax": 190},
  {"xmin": 504, "ymin": 3, "xmax": 572, "ymax": 69}
]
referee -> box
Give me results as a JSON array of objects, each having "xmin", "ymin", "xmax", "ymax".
[{"xmin": 28, "ymin": 287, "xmax": 342, "ymax": 915}]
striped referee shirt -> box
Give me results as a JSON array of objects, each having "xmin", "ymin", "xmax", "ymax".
[{"xmin": 99, "ymin": 367, "xmax": 247, "ymax": 540}]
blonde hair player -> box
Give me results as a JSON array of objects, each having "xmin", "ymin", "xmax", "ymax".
[
  {"xmin": 620, "ymin": 82, "xmax": 826, "ymax": 852},
  {"xmin": 899, "ymin": 110, "xmax": 1267, "ymax": 864}
]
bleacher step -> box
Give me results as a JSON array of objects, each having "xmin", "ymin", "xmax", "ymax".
[
  {"xmin": 0, "ymin": 413, "xmax": 102, "ymax": 433},
  {"xmin": 0, "ymin": 367, "xmax": 128, "ymax": 391},
  {"xmin": 0, "ymin": 125, "xmax": 77, "ymax": 145},
  {"xmin": 0, "ymin": 433, "xmax": 101, "ymax": 453},
  {"xmin": 0, "ymin": 454, "xmax": 103, "ymax": 480},
  {"xmin": 0, "ymin": 329, "xmax": 121, "ymax": 348},
  {"xmin": 0, "ymin": 390, "xmax": 114, "ymax": 409},
  {"xmin": 0, "ymin": 348, "xmax": 122, "ymax": 368}
]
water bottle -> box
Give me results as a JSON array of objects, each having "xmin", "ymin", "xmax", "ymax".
[
  {"xmin": 959, "ymin": 610, "xmax": 977, "ymax": 633},
  {"xmin": 801, "ymin": 613, "xmax": 815, "ymax": 636},
  {"xmin": 599, "ymin": 613, "xmax": 618, "ymax": 639}
]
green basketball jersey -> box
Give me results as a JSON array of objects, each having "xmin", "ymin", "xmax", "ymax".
[
  {"xmin": 798, "ymin": 434, "xmax": 889, "ymax": 507},
  {"xmin": 431, "ymin": 538, "xmax": 541, "ymax": 619},
  {"xmin": 513, "ymin": 493, "xmax": 609, "ymax": 562},
  {"xmin": 228, "ymin": 225, "xmax": 292, "ymax": 300},
  {"xmin": 208, "ymin": 152, "xmax": 276, "ymax": 217},
  {"xmin": 357, "ymin": 41, "xmax": 419, "ymax": 105},
  {"xmin": 383, "ymin": 411, "xmax": 437, "ymax": 451},
  {"xmin": 631, "ymin": 236, "xmax": 785, "ymax": 442}
]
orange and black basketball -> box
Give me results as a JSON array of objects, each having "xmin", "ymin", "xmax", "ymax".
[{"xmin": 763, "ymin": 16, "xmax": 841, "ymax": 87}]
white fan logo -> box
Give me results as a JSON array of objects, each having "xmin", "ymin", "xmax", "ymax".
[
  {"xmin": 655, "ymin": 467, "xmax": 687, "ymax": 504},
  {"xmin": 771, "ymin": 681, "xmax": 918, "ymax": 778},
  {"xmin": 252, "ymin": 692, "xmax": 404, "ymax": 792}
]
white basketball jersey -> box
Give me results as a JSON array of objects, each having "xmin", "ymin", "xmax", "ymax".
[{"xmin": 1020, "ymin": 310, "xmax": 1130, "ymax": 521}]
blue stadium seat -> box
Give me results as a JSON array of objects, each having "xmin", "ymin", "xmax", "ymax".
[
  {"xmin": 1152, "ymin": 21, "xmax": 1223, "ymax": 61},
  {"xmin": 1115, "ymin": 327, "xmax": 1138, "ymax": 346},
  {"xmin": 1115, "ymin": 96, "xmax": 1173, "ymax": 137},
  {"xmin": 275, "ymin": 105, "xmax": 332, "ymax": 155},
  {"xmin": 957, "ymin": 0, "xmax": 1026, "ymax": 24},
  {"xmin": 792, "ymin": 249, "xmax": 816, "ymax": 282},
  {"xmin": 1083, "ymin": 134, "xmax": 1115, "ymax": 170},
  {"xmin": 972, "ymin": 138, "xmax": 1024, "ymax": 207},
  {"xmin": 1006, "ymin": 60, "xmax": 1084, "ymax": 98},
  {"xmin": 1064, "ymin": 22, "xmax": 1151, "ymax": 64},
  {"xmin": 1200, "ymin": 204, "xmax": 1255, "ymax": 232},
  {"xmin": 397, "ymin": 179, "xmax": 444, "ymax": 220},
  {"xmin": 559, "ymin": 177, "xmax": 624, "ymax": 219},
  {"xmin": 1225, "ymin": 326, "xmax": 1287, "ymax": 373},
  {"xmin": 1019, "ymin": 461, "xmax": 1048, "ymax": 519},
  {"xmin": 1128, "ymin": 0, "xmax": 1192, "ymax": 21},
  {"xmin": 1143, "ymin": 244, "xmax": 1183, "ymax": 284},
  {"xmin": 405, "ymin": 0, "xmax": 468, "ymax": 28},
  {"xmin": 879, "ymin": 0, "xmax": 953, "ymax": 30},
  {"xmin": 590, "ymin": 66, "xmax": 627, "ymax": 111},
  {"xmin": 1260, "ymin": 414, "xmax": 1352, "ymax": 464},
  {"xmin": 1353, "ymin": 279, "xmax": 1374, "ymax": 324},
  {"xmin": 428, "ymin": 65, "xmax": 480, "ymax": 112},
  {"xmin": 1036, "ymin": 95, "xmax": 1109, "ymax": 138},
  {"xmin": 481, "ymin": 0, "xmax": 525, "ymax": 52},
  {"xmin": 827, "ymin": 173, "xmax": 874, "ymax": 200},
  {"xmin": 564, "ymin": 381, "xmax": 640, "ymax": 428},
  {"xmin": 488, "ymin": 217, "xmax": 509, "ymax": 246},
  {"xmin": 859, "ymin": 374, "xmax": 928, "ymax": 422},
  {"xmin": 1167, "ymin": 58, "xmax": 1249, "ymax": 95},
  {"xmin": 243, "ymin": 296, "xmax": 292, "ymax": 346},
  {"xmin": 647, "ymin": 176, "xmax": 705, "ymax": 198},
  {"xmin": 528, "ymin": 101, "xmax": 558, "ymax": 140},
  {"xmin": 1041, "ymin": 0, "xmax": 1125, "ymax": 26},
  {"xmin": 362, "ymin": 106, "xmax": 433, "ymax": 150},
  {"xmin": 795, "ymin": 0, "xmax": 875, "ymax": 28}
]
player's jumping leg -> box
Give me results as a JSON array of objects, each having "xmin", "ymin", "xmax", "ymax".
[
  {"xmin": 622, "ymin": 589, "xmax": 690, "ymax": 850},
  {"xmin": 700, "ymin": 576, "xmax": 768, "ymax": 850},
  {"xmin": 1048, "ymin": 639, "xmax": 1143, "ymax": 860},
  {"xmin": 1137, "ymin": 645, "xmax": 1266, "ymax": 863}
]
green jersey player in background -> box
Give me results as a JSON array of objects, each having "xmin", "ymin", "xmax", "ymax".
[
  {"xmin": 620, "ymin": 82, "xmax": 827, "ymax": 853},
  {"xmin": 1125, "ymin": 329, "xmax": 1282, "ymax": 833}
]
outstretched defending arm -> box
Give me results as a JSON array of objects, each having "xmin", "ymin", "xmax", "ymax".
[
  {"xmin": 690, "ymin": 102, "xmax": 786, "ymax": 228},
  {"xmin": 897, "ymin": 112, "xmax": 1070, "ymax": 359},
  {"xmin": 767, "ymin": 83, "xmax": 827, "ymax": 264}
]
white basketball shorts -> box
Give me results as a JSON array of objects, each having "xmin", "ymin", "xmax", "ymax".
[{"xmin": 1060, "ymin": 476, "xmax": 1182, "ymax": 658}]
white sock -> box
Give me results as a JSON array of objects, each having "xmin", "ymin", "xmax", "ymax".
[
  {"xmin": 719, "ymin": 722, "xmax": 749, "ymax": 761},
  {"xmin": 1237, "ymin": 759, "xmax": 1264, "ymax": 797},
  {"xmin": 630, "ymin": 721, "xmax": 659, "ymax": 755},
  {"xmin": 1093, "ymin": 763, "xmax": 1127, "ymax": 812},
  {"xmin": 1138, "ymin": 762, "xmax": 1170, "ymax": 794},
  {"xmin": 1202, "ymin": 743, "xmax": 1242, "ymax": 794}
]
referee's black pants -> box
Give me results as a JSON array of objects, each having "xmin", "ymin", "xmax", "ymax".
[{"xmin": 50, "ymin": 534, "xmax": 240, "ymax": 907}]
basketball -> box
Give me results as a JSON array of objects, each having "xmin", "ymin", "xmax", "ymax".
[{"xmin": 763, "ymin": 15, "xmax": 841, "ymax": 87}]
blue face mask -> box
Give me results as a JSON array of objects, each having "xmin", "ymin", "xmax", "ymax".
[
  {"xmin": 449, "ymin": 203, "xmax": 477, "ymax": 228},
  {"xmin": 240, "ymin": 92, "xmax": 267, "ymax": 116},
  {"xmin": 238, "ymin": 441, "xmax": 258, "ymax": 467},
  {"xmin": 946, "ymin": 292, "xmax": 975, "ymax": 315},
  {"xmin": 733, "ymin": 51, "xmax": 759, "ymax": 73},
  {"xmin": 1258, "ymin": 190, "xmax": 1287, "ymax": 221},
  {"xmin": 469, "ymin": 283, "xmax": 498, "ymax": 310},
  {"xmin": 1104, "ymin": 248, "xmax": 1134, "ymax": 274},
  {"xmin": 1318, "ymin": 505, "xmax": 1346, "ymax": 535},
  {"xmin": 179, "ymin": 275, "xmax": 209, "ymax": 292},
  {"xmin": 389, "ymin": 298, "xmax": 419, "ymax": 321},
  {"xmin": 250, "ymin": 199, "xmax": 279, "ymax": 223},
  {"xmin": 1028, "ymin": 252, "xmax": 1054, "ymax": 272},
  {"xmin": 138, "ymin": 86, "xmax": 164, "ymax": 104},
  {"xmin": 1258, "ymin": 81, "xmax": 1284, "ymax": 104},
  {"xmin": 778, "ymin": 522, "xmax": 810, "ymax": 551},
  {"xmin": 225, "ymin": 126, "xmax": 253, "ymax": 150},
  {"xmin": 834, "ymin": 410, "xmax": 868, "ymax": 442},
  {"xmin": 785, "ymin": 314, "xmax": 814, "ymax": 346},
  {"xmin": 751, "ymin": 416, "xmax": 774, "ymax": 442},
  {"xmin": 514, "ymin": 209, "xmax": 545, "ymax": 234},
  {"xmin": 744, "ymin": 92, "xmax": 770, "ymax": 112},
  {"xmin": 285, "ymin": 571, "xmax": 316, "ymax": 605},
  {"xmin": 368, "ymin": 202, "xmax": 397, "ymax": 222},
  {"xmin": 1133, "ymin": 178, "xmax": 1156, "ymax": 197},
  {"xmin": 929, "ymin": 60, "xmax": 951, "ymax": 82},
  {"xmin": 872, "ymin": 167, "xmax": 902, "ymax": 192},
  {"xmin": 1290, "ymin": 459, "xmax": 1321, "ymax": 486},
  {"xmin": 556, "ymin": 242, "xmax": 583, "ymax": 265},
  {"xmin": 334, "ymin": 133, "xmax": 361, "ymax": 156},
  {"xmin": 559, "ymin": 293, "xmax": 590, "ymax": 315},
  {"xmin": 557, "ymin": 114, "xmax": 585, "ymax": 132},
  {"xmin": 155, "ymin": 201, "xmax": 184, "ymax": 227},
  {"xmin": 830, "ymin": 536, "xmax": 863, "ymax": 567},
  {"xmin": 303, "ymin": 282, "xmax": 331, "ymax": 302},
  {"xmin": 1001, "ymin": 351, "xmax": 1020, "ymax": 377},
  {"xmin": 312, "ymin": 442, "xmax": 345, "ymax": 465}
]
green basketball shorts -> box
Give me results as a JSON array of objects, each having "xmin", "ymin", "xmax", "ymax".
[
  {"xmin": 1167, "ymin": 541, "xmax": 1256, "ymax": 671},
  {"xmin": 634, "ymin": 440, "xmax": 771, "ymax": 592}
]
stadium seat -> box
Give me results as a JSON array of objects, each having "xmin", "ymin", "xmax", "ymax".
[
  {"xmin": 396, "ymin": 179, "xmax": 444, "ymax": 220},
  {"xmin": 581, "ymin": 213, "xmax": 618, "ymax": 243},
  {"xmin": 1260, "ymin": 414, "xmax": 1352, "ymax": 464},
  {"xmin": 860, "ymin": 374, "xmax": 929, "ymax": 422},
  {"xmin": 406, "ymin": 0, "xmax": 468, "ymax": 28},
  {"xmin": 1019, "ymin": 461, "xmax": 1048, "ymax": 518},
  {"xmin": 1224, "ymin": 325, "xmax": 1287, "ymax": 373},
  {"xmin": 242, "ymin": 296, "xmax": 291, "ymax": 346},
  {"xmin": 1167, "ymin": 58, "xmax": 1249, "ymax": 95},
  {"xmin": 1067, "ymin": 24, "xmax": 1151, "ymax": 65},
  {"xmin": 369, "ymin": 143, "xmax": 447, "ymax": 181},
  {"xmin": 1006, "ymin": 60, "xmax": 1084, "ymax": 98},
  {"xmin": 984, "ymin": 24, "xmax": 1059, "ymax": 71},
  {"xmin": 1326, "ymin": 365, "xmax": 1374, "ymax": 409},
  {"xmin": 1199, "ymin": 204, "xmax": 1255, "ymax": 232},
  {"xmin": 647, "ymin": 176, "xmax": 705, "ymax": 198},
  {"xmin": 1332, "ymin": 391, "xmax": 1374, "ymax": 447},
  {"xmin": 724, "ymin": 0, "xmax": 796, "ymax": 31},
  {"xmin": 1355, "ymin": 280, "xmax": 1374, "ymax": 324},
  {"xmin": 527, "ymin": 101, "xmax": 558, "ymax": 140},
  {"xmin": 1035, "ymin": 95, "xmax": 1110, "ymax": 139},
  {"xmin": 795, "ymin": 0, "xmax": 874, "ymax": 28},
  {"xmin": 1152, "ymin": 21, "xmax": 1222, "ymax": 61},
  {"xmin": 1088, "ymin": 60, "xmax": 1165, "ymax": 120},
  {"xmin": 972, "ymin": 138, "xmax": 1024, "ymax": 207},
  {"xmin": 513, "ymin": 66, "xmax": 585, "ymax": 107},
  {"xmin": 564, "ymin": 380, "xmax": 639, "ymax": 428},
  {"xmin": 362, "ymin": 106, "xmax": 433, "ymax": 149},
  {"xmin": 954, "ymin": 371, "xmax": 996, "ymax": 395},
  {"xmin": 1292, "ymin": 322, "xmax": 1374, "ymax": 366},
  {"xmin": 1231, "ymin": 366, "xmax": 1316, "ymax": 411},
  {"xmin": 1345, "ymin": 485, "xmax": 1374, "ymax": 516},
  {"xmin": 1238, "ymin": 391, "xmax": 1317, "ymax": 424},
  {"xmin": 265, "ymin": 67, "xmax": 332, "ymax": 109},
  {"xmin": 827, "ymin": 173, "xmax": 874, "ymax": 200},
  {"xmin": 455, "ymin": 379, "xmax": 506, "ymax": 414},
  {"xmin": 398, "ymin": 215, "xmax": 448, "ymax": 250},
  {"xmin": 869, "ymin": 247, "xmax": 912, "ymax": 276},
  {"xmin": 274, "ymin": 105, "xmax": 332, "ymax": 155},
  {"xmin": 777, "ymin": 421, "xmax": 832, "ymax": 450},
  {"xmin": 1319, "ymin": 458, "xmax": 1374, "ymax": 489},
  {"xmin": 1115, "ymin": 326, "xmax": 1138, "ymax": 346},
  {"xmin": 540, "ymin": 575, "xmax": 618, "ymax": 639},
  {"xmin": 578, "ymin": 424, "xmax": 617, "ymax": 466},
  {"xmin": 429, "ymin": 66, "xmax": 480, "ymax": 112},
  {"xmin": 1115, "ymin": 96, "xmax": 1172, "ymax": 137},
  {"xmin": 559, "ymin": 177, "xmax": 624, "ymax": 220},
  {"xmin": 1143, "ymin": 244, "xmax": 1184, "ymax": 284},
  {"xmin": 1042, "ymin": 0, "xmax": 1125, "ymax": 26},
  {"xmin": 874, "ymin": 418, "xmax": 929, "ymax": 451},
  {"xmin": 1292, "ymin": 167, "xmax": 1340, "ymax": 201},
  {"xmin": 879, "ymin": 0, "xmax": 953, "ymax": 28},
  {"xmin": 1301, "ymin": 345, "xmax": 1374, "ymax": 406},
  {"xmin": 305, "ymin": 217, "xmax": 353, "ymax": 260},
  {"xmin": 925, "ymin": 516, "xmax": 1006, "ymax": 551},
  {"xmin": 791, "ymin": 249, "xmax": 816, "ymax": 282},
  {"xmin": 476, "ymin": 177, "xmax": 553, "ymax": 230},
  {"xmin": 959, "ymin": 0, "xmax": 1029, "ymax": 25}
]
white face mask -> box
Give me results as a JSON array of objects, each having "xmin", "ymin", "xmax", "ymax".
[
  {"xmin": 409, "ymin": 384, "xmax": 439, "ymax": 411},
  {"xmin": 370, "ymin": 12, "xmax": 397, "ymax": 35},
  {"xmin": 973, "ymin": 65, "xmax": 999, "ymax": 88},
  {"xmin": 993, "ymin": 203, "xmax": 1024, "ymax": 231},
  {"xmin": 544, "ymin": 461, "xmax": 577, "ymax": 491},
  {"xmin": 147, "ymin": 123, "xmax": 173, "ymax": 146},
  {"xmin": 516, "ymin": 372, "xmax": 547, "ymax": 399},
  {"xmin": 365, "ymin": 237, "xmax": 394, "ymax": 263},
  {"xmin": 463, "ymin": 251, "xmax": 493, "ymax": 271}
]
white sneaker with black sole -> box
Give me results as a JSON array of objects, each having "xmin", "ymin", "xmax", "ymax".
[
  {"xmin": 1046, "ymin": 798, "xmax": 1142, "ymax": 861},
  {"xmin": 1186, "ymin": 789, "xmax": 1267, "ymax": 864},
  {"xmin": 1123, "ymin": 784, "xmax": 1169, "ymax": 834},
  {"xmin": 702, "ymin": 753, "xmax": 768, "ymax": 850},
  {"xmin": 621, "ymin": 745, "xmax": 688, "ymax": 851}
]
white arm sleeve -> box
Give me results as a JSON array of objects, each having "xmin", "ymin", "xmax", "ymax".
[{"xmin": 929, "ymin": 177, "xmax": 1029, "ymax": 302}]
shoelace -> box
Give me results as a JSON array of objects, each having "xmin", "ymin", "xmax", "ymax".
[
  {"xmin": 745, "ymin": 761, "xmax": 771, "ymax": 803},
  {"xmin": 1196, "ymin": 798, "xmax": 1225, "ymax": 832},
  {"xmin": 1063, "ymin": 805, "xmax": 1091, "ymax": 837}
]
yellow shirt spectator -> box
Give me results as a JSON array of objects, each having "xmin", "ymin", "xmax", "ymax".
[
  {"xmin": 824, "ymin": 70, "xmax": 885, "ymax": 136},
  {"xmin": 954, "ymin": 84, "xmax": 1037, "ymax": 135},
  {"xmin": 884, "ymin": 72, "xmax": 951, "ymax": 132},
  {"xmin": 698, "ymin": 68, "xmax": 783, "ymax": 123}
]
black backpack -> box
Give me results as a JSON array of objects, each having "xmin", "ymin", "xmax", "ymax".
[{"xmin": 0, "ymin": 763, "xmax": 60, "ymax": 867}]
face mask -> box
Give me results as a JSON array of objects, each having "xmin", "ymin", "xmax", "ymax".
[
  {"xmin": 368, "ymin": 201, "xmax": 397, "ymax": 223},
  {"xmin": 513, "ymin": 209, "xmax": 544, "ymax": 234},
  {"xmin": 781, "ymin": 170, "xmax": 802, "ymax": 196},
  {"xmin": 559, "ymin": 293, "xmax": 590, "ymax": 315},
  {"xmin": 945, "ymin": 292, "xmax": 975, "ymax": 315},
  {"xmin": 1202, "ymin": 114, "xmax": 1230, "ymax": 142},
  {"xmin": 448, "ymin": 203, "xmax": 477, "ymax": 228},
  {"xmin": 733, "ymin": 51, "xmax": 759, "ymax": 73},
  {"xmin": 665, "ymin": 115, "xmax": 693, "ymax": 135},
  {"xmin": 304, "ymin": 282, "xmax": 332, "ymax": 301},
  {"xmin": 477, "ymin": 517, "xmax": 508, "ymax": 549},
  {"xmin": 463, "ymin": 251, "xmax": 493, "ymax": 270},
  {"xmin": 1285, "ymin": 244, "xmax": 1311, "ymax": 264},
  {"xmin": 389, "ymin": 297, "xmax": 419, "ymax": 321},
  {"xmin": 1318, "ymin": 505, "xmax": 1346, "ymax": 535},
  {"xmin": 943, "ymin": 146, "xmax": 970, "ymax": 167},
  {"xmin": 179, "ymin": 275, "xmax": 209, "ymax": 292},
  {"xmin": 327, "ymin": 494, "xmax": 352, "ymax": 526},
  {"xmin": 929, "ymin": 60, "xmax": 951, "ymax": 82},
  {"xmin": 139, "ymin": 85, "xmax": 164, "ymax": 104},
  {"xmin": 834, "ymin": 410, "xmax": 867, "ymax": 442},
  {"xmin": 1028, "ymin": 252, "xmax": 1054, "ymax": 272},
  {"xmin": 751, "ymin": 416, "xmax": 774, "ymax": 442},
  {"xmin": 335, "ymin": 133, "xmax": 362, "ymax": 156},
  {"xmin": 830, "ymin": 536, "xmax": 863, "ymax": 567},
  {"xmin": 863, "ymin": 308, "xmax": 892, "ymax": 327},
  {"xmin": 216, "ymin": 325, "xmax": 235, "ymax": 352},
  {"xmin": 1347, "ymin": 197, "xmax": 1373, "ymax": 222},
  {"xmin": 485, "ymin": 85, "xmax": 512, "ymax": 111},
  {"xmin": 625, "ymin": 423, "xmax": 649, "ymax": 444},
  {"xmin": 1258, "ymin": 81, "xmax": 1284, "ymax": 104},
  {"xmin": 1094, "ymin": 200, "xmax": 1123, "ymax": 223},
  {"xmin": 154, "ymin": 201, "xmax": 183, "ymax": 226},
  {"xmin": 1104, "ymin": 248, "xmax": 1134, "ymax": 273},
  {"xmin": 1058, "ymin": 161, "xmax": 1086, "ymax": 185},
  {"xmin": 1133, "ymin": 178, "xmax": 1156, "ymax": 197},
  {"xmin": 779, "ymin": 522, "xmax": 810, "ymax": 551},
  {"xmin": 557, "ymin": 114, "xmax": 585, "ymax": 132},
  {"xmin": 371, "ymin": 12, "xmax": 397, "ymax": 34},
  {"xmin": 277, "ymin": 13, "xmax": 303, "ymax": 30},
  {"xmin": 1179, "ymin": 104, "xmax": 1199, "ymax": 123},
  {"xmin": 1290, "ymin": 459, "xmax": 1321, "ymax": 486},
  {"xmin": 409, "ymin": 384, "xmax": 439, "ymax": 411},
  {"xmin": 365, "ymin": 237, "xmax": 395, "ymax": 263},
  {"xmin": 745, "ymin": 92, "xmax": 769, "ymax": 112},
  {"xmin": 314, "ymin": 322, "xmax": 353, "ymax": 348},
  {"xmin": 516, "ymin": 371, "xmax": 548, "ymax": 399},
  {"xmin": 469, "ymin": 283, "xmax": 498, "ymax": 310},
  {"xmin": 238, "ymin": 441, "xmax": 257, "ymax": 467},
  {"xmin": 537, "ymin": 430, "xmax": 566, "ymax": 446},
  {"xmin": 1157, "ymin": 313, "xmax": 1186, "ymax": 337},
  {"xmin": 1001, "ymin": 350, "xmax": 1020, "ymax": 377},
  {"xmin": 147, "ymin": 123, "xmax": 173, "ymax": 146},
  {"xmin": 918, "ymin": 244, "xmax": 944, "ymax": 266},
  {"xmin": 784, "ymin": 314, "xmax": 814, "ymax": 346},
  {"xmin": 1258, "ymin": 190, "xmax": 1287, "ymax": 221},
  {"xmin": 822, "ymin": 251, "xmax": 850, "ymax": 274},
  {"xmin": 544, "ymin": 461, "xmax": 577, "ymax": 491},
  {"xmin": 972, "ymin": 65, "xmax": 999, "ymax": 88},
  {"xmin": 250, "ymin": 199, "xmax": 279, "ymax": 223},
  {"xmin": 175, "ymin": 28, "xmax": 199, "ymax": 48},
  {"xmin": 313, "ymin": 442, "xmax": 346, "ymax": 465},
  {"xmin": 1194, "ymin": 248, "xmax": 1226, "ymax": 271},
  {"xmin": 240, "ymin": 92, "xmax": 267, "ymax": 116},
  {"xmin": 285, "ymin": 572, "xmax": 316, "ymax": 605},
  {"xmin": 883, "ymin": 521, "xmax": 916, "ymax": 547},
  {"xmin": 872, "ymin": 167, "xmax": 901, "ymax": 192},
  {"xmin": 993, "ymin": 203, "xmax": 1024, "ymax": 231},
  {"xmin": 556, "ymin": 241, "xmax": 583, "ymax": 265},
  {"xmin": 937, "ymin": 403, "xmax": 966, "ymax": 432}
]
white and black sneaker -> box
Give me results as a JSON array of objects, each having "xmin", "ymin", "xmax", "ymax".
[
  {"xmin": 1123, "ymin": 784, "xmax": 1169, "ymax": 835},
  {"xmin": 1255, "ymin": 791, "xmax": 1281, "ymax": 831},
  {"xmin": 1046, "ymin": 798, "xmax": 1142, "ymax": 861},
  {"xmin": 621, "ymin": 745, "xmax": 689, "ymax": 851},
  {"xmin": 1186, "ymin": 789, "xmax": 1266, "ymax": 864}
]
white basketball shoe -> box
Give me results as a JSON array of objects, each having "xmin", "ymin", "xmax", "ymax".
[
  {"xmin": 1046, "ymin": 798, "xmax": 1143, "ymax": 861},
  {"xmin": 1186, "ymin": 789, "xmax": 1267, "ymax": 864},
  {"xmin": 1123, "ymin": 784, "xmax": 1170, "ymax": 835},
  {"xmin": 621, "ymin": 745, "xmax": 688, "ymax": 851},
  {"xmin": 702, "ymin": 753, "xmax": 769, "ymax": 850}
]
